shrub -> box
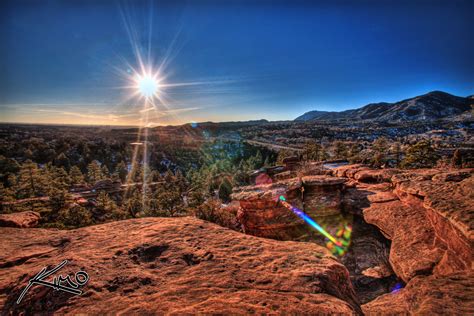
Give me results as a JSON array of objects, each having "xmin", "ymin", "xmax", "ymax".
[{"xmin": 192, "ymin": 198, "xmax": 237, "ymax": 230}]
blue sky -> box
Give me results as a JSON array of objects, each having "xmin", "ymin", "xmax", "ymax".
[{"xmin": 0, "ymin": 0, "xmax": 473, "ymax": 125}]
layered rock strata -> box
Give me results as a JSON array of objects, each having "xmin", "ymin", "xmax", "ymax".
[
  {"xmin": 231, "ymin": 178, "xmax": 306, "ymax": 240},
  {"xmin": 302, "ymin": 175, "xmax": 346, "ymax": 217}
]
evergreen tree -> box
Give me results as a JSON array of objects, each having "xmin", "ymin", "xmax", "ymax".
[
  {"xmin": 401, "ymin": 140, "xmax": 439, "ymax": 168},
  {"xmin": 87, "ymin": 160, "xmax": 103, "ymax": 184},
  {"xmin": 391, "ymin": 142, "xmax": 403, "ymax": 167},
  {"xmin": 303, "ymin": 141, "xmax": 323, "ymax": 161},
  {"xmin": 69, "ymin": 166, "xmax": 84, "ymax": 185},
  {"xmin": 95, "ymin": 191, "xmax": 119, "ymax": 220},
  {"xmin": 16, "ymin": 160, "xmax": 43, "ymax": 198},
  {"xmin": 58, "ymin": 205, "xmax": 92, "ymax": 228},
  {"xmin": 124, "ymin": 188, "xmax": 143, "ymax": 217},
  {"xmin": 55, "ymin": 153, "xmax": 71, "ymax": 171},
  {"xmin": 47, "ymin": 165, "xmax": 70, "ymax": 190},
  {"xmin": 218, "ymin": 177, "xmax": 233, "ymax": 203},
  {"xmin": 101, "ymin": 164, "xmax": 110, "ymax": 179},
  {"xmin": 47, "ymin": 186, "xmax": 70, "ymax": 222},
  {"xmin": 371, "ymin": 137, "xmax": 389, "ymax": 167},
  {"xmin": 334, "ymin": 141, "xmax": 348, "ymax": 159},
  {"xmin": 116, "ymin": 161, "xmax": 128, "ymax": 183},
  {"xmin": 153, "ymin": 171, "xmax": 184, "ymax": 216},
  {"xmin": 348, "ymin": 143, "xmax": 362, "ymax": 163},
  {"xmin": 0, "ymin": 183, "xmax": 15, "ymax": 213}
]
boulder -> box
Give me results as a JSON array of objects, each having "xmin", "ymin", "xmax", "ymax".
[
  {"xmin": 0, "ymin": 211, "xmax": 41, "ymax": 228},
  {"xmin": 0, "ymin": 217, "xmax": 361, "ymax": 314}
]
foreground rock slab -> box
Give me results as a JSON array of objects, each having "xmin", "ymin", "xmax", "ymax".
[{"xmin": 0, "ymin": 217, "xmax": 361, "ymax": 314}]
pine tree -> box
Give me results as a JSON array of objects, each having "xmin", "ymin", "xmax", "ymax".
[
  {"xmin": 58, "ymin": 205, "xmax": 92, "ymax": 228},
  {"xmin": 95, "ymin": 191, "xmax": 118, "ymax": 220},
  {"xmin": 116, "ymin": 161, "xmax": 128, "ymax": 183},
  {"xmin": 153, "ymin": 171, "xmax": 183, "ymax": 216},
  {"xmin": 87, "ymin": 160, "xmax": 103, "ymax": 184},
  {"xmin": 124, "ymin": 188, "xmax": 143, "ymax": 217},
  {"xmin": 371, "ymin": 137, "xmax": 389, "ymax": 167},
  {"xmin": 0, "ymin": 183, "xmax": 15, "ymax": 213},
  {"xmin": 218, "ymin": 177, "xmax": 233, "ymax": 203},
  {"xmin": 303, "ymin": 141, "xmax": 323, "ymax": 161},
  {"xmin": 16, "ymin": 160, "xmax": 42, "ymax": 198},
  {"xmin": 101, "ymin": 164, "xmax": 110, "ymax": 179},
  {"xmin": 69, "ymin": 166, "xmax": 84, "ymax": 185},
  {"xmin": 334, "ymin": 141, "xmax": 348, "ymax": 159},
  {"xmin": 348, "ymin": 143, "xmax": 362, "ymax": 163},
  {"xmin": 55, "ymin": 153, "xmax": 71, "ymax": 171},
  {"xmin": 47, "ymin": 165, "xmax": 70, "ymax": 190},
  {"xmin": 47, "ymin": 186, "xmax": 70, "ymax": 222},
  {"xmin": 401, "ymin": 140, "xmax": 439, "ymax": 169}
]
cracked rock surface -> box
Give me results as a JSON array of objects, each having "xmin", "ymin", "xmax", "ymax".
[{"xmin": 0, "ymin": 217, "xmax": 361, "ymax": 314}]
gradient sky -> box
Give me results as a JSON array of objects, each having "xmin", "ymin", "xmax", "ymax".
[{"xmin": 0, "ymin": 0, "xmax": 473, "ymax": 126}]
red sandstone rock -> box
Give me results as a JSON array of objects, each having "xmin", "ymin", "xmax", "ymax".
[
  {"xmin": 332, "ymin": 164, "xmax": 366, "ymax": 178},
  {"xmin": 393, "ymin": 170, "xmax": 473, "ymax": 276},
  {"xmin": 336, "ymin": 166, "xmax": 473, "ymax": 283},
  {"xmin": 0, "ymin": 217, "xmax": 361, "ymax": 314},
  {"xmin": 231, "ymin": 178, "xmax": 307, "ymax": 240},
  {"xmin": 302, "ymin": 176, "xmax": 346, "ymax": 217},
  {"xmin": 363, "ymin": 199, "xmax": 444, "ymax": 283},
  {"xmin": 0, "ymin": 211, "xmax": 41, "ymax": 228},
  {"xmin": 353, "ymin": 169, "xmax": 400, "ymax": 183},
  {"xmin": 273, "ymin": 170, "xmax": 297, "ymax": 181},
  {"xmin": 362, "ymin": 271, "xmax": 474, "ymax": 315}
]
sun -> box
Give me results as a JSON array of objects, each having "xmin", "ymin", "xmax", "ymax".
[{"xmin": 136, "ymin": 74, "xmax": 159, "ymax": 98}]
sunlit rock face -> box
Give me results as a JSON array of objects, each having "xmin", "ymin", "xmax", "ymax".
[
  {"xmin": 231, "ymin": 178, "xmax": 306, "ymax": 240},
  {"xmin": 332, "ymin": 164, "xmax": 474, "ymax": 311},
  {"xmin": 230, "ymin": 163, "xmax": 473, "ymax": 308},
  {"xmin": 302, "ymin": 176, "xmax": 346, "ymax": 217},
  {"xmin": 334, "ymin": 165, "xmax": 473, "ymax": 283},
  {"xmin": 391, "ymin": 169, "xmax": 473, "ymax": 277},
  {"xmin": 0, "ymin": 217, "xmax": 362, "ymax": 314}
]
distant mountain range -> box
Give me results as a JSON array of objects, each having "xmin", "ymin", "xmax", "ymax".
[{"xmin": 295, "ymin": 91, "xmax": 473, "ymax": 122}]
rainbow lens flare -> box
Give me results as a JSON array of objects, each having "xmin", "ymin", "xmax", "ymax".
[{"xmin": 279, "ymin": 195, "xmax": 351, "ymax": 256}]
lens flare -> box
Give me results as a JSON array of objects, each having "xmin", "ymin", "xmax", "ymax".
[
  {"xmin": 279, "ymin": 195, "xmax": 342, "ymax": 246},
  {"xmin": 279, "ymin": 195, "xmax": 352, "ymax": 256}
]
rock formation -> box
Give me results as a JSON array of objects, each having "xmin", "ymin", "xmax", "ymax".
[
  {"xmin": 0, "ymin": 211, "xmax": 41, "ymax": 228},
  {"xmin": 331, "ymin": 164, "xmax": 473, "ymax": 313},
  {"xmin": 0, "ymin": 217, "xmax": 361, "ymax": 314},
  {"xmin": 231, "ymin": 162, "xmax": 473, "ymax": 311},
  {"xmin": 231, "ymin": 178, "xmax": 306, "ymax": 240},
  {"xmin": 302, "ymin": 175, "xmax": 346, "ymax": 217}
]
